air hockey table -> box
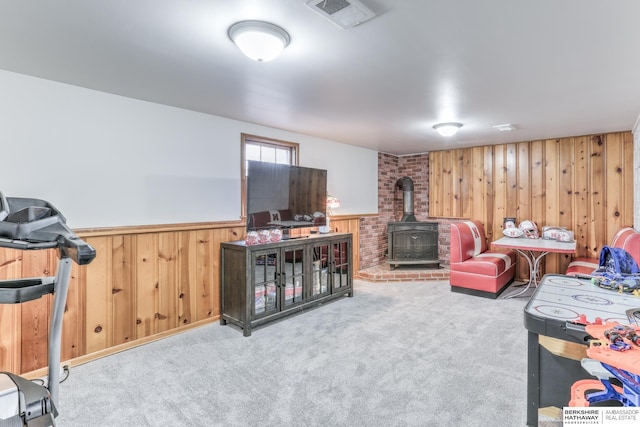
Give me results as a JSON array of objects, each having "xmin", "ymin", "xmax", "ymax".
[{"xmin": 524, "ymin": 274, "xmax": 640, "ymax": 426}]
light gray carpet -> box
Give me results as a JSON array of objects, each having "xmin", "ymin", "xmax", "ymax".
[{"xmin": 57, "ymin": 280, "xmax": 529, "ymax": 426}]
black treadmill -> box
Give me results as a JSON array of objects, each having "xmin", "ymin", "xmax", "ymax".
[{"xmin": 0, "ymin": 191, "xmax": 96, "ymax": 427}]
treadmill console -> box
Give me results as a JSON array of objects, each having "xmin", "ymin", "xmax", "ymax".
[{"xmin": 0, "ymin": 191, "xmax": 96, "ymax": 265}]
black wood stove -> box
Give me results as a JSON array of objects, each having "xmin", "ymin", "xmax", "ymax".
[{"xmin": 387, "ymin": 177, "xmax": 440, "ymax": 270}]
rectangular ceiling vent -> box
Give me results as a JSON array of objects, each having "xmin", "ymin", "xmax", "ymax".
[{"xmin": 306, "ymin": 0, "xmax": 375, "ymax": 29}]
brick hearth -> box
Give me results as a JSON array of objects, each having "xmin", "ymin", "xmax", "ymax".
[{"xmin": 355, "ymin": 263, "xmax": 450, "ymax": 282}]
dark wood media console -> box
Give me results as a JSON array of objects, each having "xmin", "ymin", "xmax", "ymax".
[{"xmin": 220, "ymin": 233, "xmax": 353, "ymax": 336}]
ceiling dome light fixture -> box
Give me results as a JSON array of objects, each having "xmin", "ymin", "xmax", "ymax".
[
  {"xmin": 228, "ymin": 20, "xmax": 290, "ymax": 62},
  {"xmin": 433, "ymin": 122, "xmax": 463, "ymax": 137}
]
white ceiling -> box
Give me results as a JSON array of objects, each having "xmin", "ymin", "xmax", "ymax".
[{"xmin": 1, "ymin": 0, "xmax": 639, "ymax": 155}]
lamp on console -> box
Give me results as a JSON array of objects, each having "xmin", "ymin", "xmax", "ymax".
[
  {"xmin": 319, "ymin": 195, "xmax": 341, "ymax": 234},
  {"xmin": 327, "ymin": 195, "xmax": 341, "ymax": 217}
]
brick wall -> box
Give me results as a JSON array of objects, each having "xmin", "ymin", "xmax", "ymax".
[
  {"xmin": 434, "ymin": 218, "xmax": 454, "ymax": 265},
  {"xmin": 397, "ymin": 154, "xmax": 429, "ymax": 221},
  {"xmin": 359, "ymin": 153, "xmax": 398, "ymax": 269}
]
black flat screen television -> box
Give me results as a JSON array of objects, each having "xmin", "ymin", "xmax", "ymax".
[{"xmin": 246, "ymin": 160, "xmax": 327, "ymax": 231}]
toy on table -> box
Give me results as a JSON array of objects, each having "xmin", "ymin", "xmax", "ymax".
[
  {"xmin": 569, "ymin": 322, "xmax": 640, "ymax": 407},
  {"xmin": 603, "ymin": 324, "xmax": 640, "ymax": 350},
  {"xmin": 573, "ymin": 313, "xmax": 603, "ymax": 326}
]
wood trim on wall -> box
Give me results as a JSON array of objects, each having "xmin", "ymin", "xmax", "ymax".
[
  {"xmin": 429, "ymin": 131, "xmax": 634, "ymax": 277},
  {"xmin": 1, "ymin": 218, "xmax": 362, "ymax": 375},
  {"xmin": 75, "ymin": 220, "xmax": 245, "ymax": 237}
]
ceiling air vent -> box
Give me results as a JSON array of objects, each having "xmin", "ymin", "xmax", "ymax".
[{"xmin": 306, "ymin": 0, "xmax": 375, "ymax": 29}]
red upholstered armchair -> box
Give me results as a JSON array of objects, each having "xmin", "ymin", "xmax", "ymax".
[
  {"xmin": 449, "ymin": 220, "xmax": 516, "ymax": 298},
  {"xmin": 565, "ymin": 227, "xmax": 640, "ymax": 276}
]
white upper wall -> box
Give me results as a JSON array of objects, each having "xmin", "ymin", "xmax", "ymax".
[{"xmin": 0, "ymin": 70, "xmax": 378, "ymax": 229}]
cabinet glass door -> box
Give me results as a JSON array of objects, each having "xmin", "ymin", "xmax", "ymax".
[
  {"xmin": 252, "ymin": 249, "xmax": 279, "ymax": 318},
  {"xmin": 281, "ymin": 246, "xmax": 305, "ymax": 308},
  {"xmin": 311, "ymin": 243, "xmax": 330, "ymax": 298},
  {"xmin": 331, "ymin": 240, "xmax": 350, "ymax": 292}
]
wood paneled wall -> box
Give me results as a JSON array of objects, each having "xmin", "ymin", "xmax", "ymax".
[
  {"xmin": 429, "ymin": 131, "xmax": 634, "ymax": 277},
  {"xmin": 0, "ymin": 218, "xmax": 361, "ymax": 375}
]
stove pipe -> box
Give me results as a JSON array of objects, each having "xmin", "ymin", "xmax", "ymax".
[{"xmin": 396, "ymin": 176, "xmax": 417, "ymax": 222}]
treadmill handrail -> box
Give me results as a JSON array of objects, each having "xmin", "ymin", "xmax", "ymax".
[
  {"xmin": 0, "ymin": 237, "xmax": 59, "ymax": 250},
  {"xmin": 0, "ymin": 191, "xmax": 8, "ymax": 222}
]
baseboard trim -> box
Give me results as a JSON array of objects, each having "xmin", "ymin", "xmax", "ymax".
[
  {"xmin": 450, "ymin": 279, "xmax": 512, "ymax": 299},
  {"xmin": 22, "ymin": 316, "xmax": 219, "ymax": 380}
]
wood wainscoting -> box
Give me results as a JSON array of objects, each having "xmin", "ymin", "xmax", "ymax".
[{"xmin": 0, "ymin": 217, "xmax": 361, "ymax": 375}]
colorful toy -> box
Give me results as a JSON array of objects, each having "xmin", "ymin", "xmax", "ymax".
[{"xmin": 569, "ymin": 322, "xmax": 640, "ymax": 407}]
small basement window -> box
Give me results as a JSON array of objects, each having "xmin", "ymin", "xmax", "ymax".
[{"xmin": 240, "ymin": 133, "xmax": 299, "ymax": 219}]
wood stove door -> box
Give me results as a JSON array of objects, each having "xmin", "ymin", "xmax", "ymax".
[{"xmin": 392, "ymin": 230, "xmax": 437, "ymax": 261}]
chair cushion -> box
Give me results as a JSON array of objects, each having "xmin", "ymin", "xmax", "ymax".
[
  {"xmin": 451, "ymin": 251, "xmax": 515, "ymax": 277},
  {"xmin": 611, "ymin": 227, "xmax": 640, "ymax": 265},
  {"xmin": 565, "ymin": 257, "xmax": 599, "ymax": 276},
  {"xmin": 565, "ymin": 227, "xmax": 640, "ymax": 276},
  {"xmin": 450, "ymin": 220, "xmax": 487, "ymax": 262}
]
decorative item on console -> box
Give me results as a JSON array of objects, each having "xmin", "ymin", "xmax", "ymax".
[
  {"xmin": 245, "ymin": 230, "xmax": 259, "ymax": 245},
  {"xmin": 327, "ymin": 195, "xmax": 341, "ymax": 216},
  {"xmin": 294, "ymin": 213, "xmax": 324, "ymax": 221},
  {"xmin": 246, "ymin": 228, "xmax": 283, "ymax": 245},
  {"xmin": 319, "ymin": 195, "xmax": 341, "ymax": 234},
  {"xmin": 269, "ymin": 228, "xmax": 282, "ymax": 242},
  {"xmin": 257, "ymin": 229, "xmax": 271, "ymax": 244}
]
